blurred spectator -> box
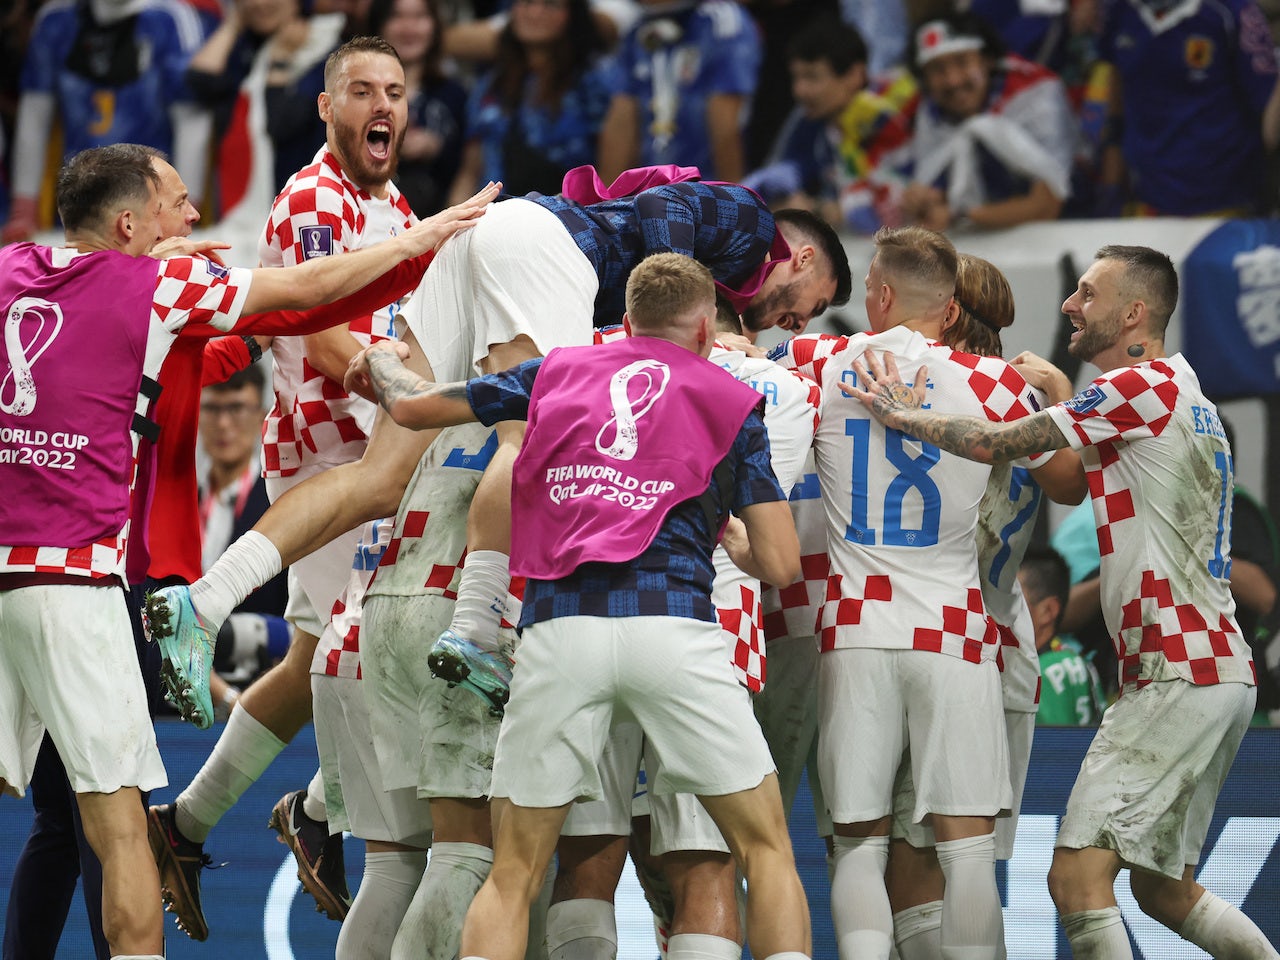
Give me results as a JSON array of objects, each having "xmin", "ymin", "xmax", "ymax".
[
  {"xmin": 186, "ymin": 0, "xmax": 344, "ymax": 223},
  {"xmin": 1094, "ymin": 0, "xmax": 1280, "ymax": 216},
  {"xmin": 2, "ymin": 0, "xmax": 211, "ymax": 243},
  {"xmin": 597, "ymin": 0, "xmax": 761, "ymax": 183},
  {"xmin": 741, "ymin": 0, "xmax": 839, "ymax": 170},
  {"xmin": 198, "ymin": 365, "xmax": 291, "ymax": 711},
  {"xmin": 840, "ymin": 0, "xmax": 909, "ymax": 76},
  {"xmin": 1021, "ymin": 545, "xmax": 1107, "ymax": 725},
  {"xmin": 748, "ymin": 14, "xmax": 916, "ymax": 233},
  {"xmin": 969, "ymin": 0, "xmax": 1072, "ymax": 71},
  {"xmin": 898, "ymin": 11, "xmax": 1078, "ymax": 231},
  {"xmin": 370, "ymin": 0, "xmax": 468, "ymax": 216},
  {"xmin": 447, "ymin": 0, "xmax": 611, "ymax": 200}
]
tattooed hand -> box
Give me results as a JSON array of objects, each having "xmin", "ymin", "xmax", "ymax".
[
  {"xmin": 840, "ymin": 349, "xmax": 928, "ymax": 427},
  {"xmin": 344, "ymin": 340, "xmax": 411, "ymax": 402}
]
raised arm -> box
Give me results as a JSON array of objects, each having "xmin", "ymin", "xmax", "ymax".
[
  {"xmin": 241, "ymin": 183, "xmax": 498, "ymax": 315},
  {"xmin": 350, "ymin": 341, "xmax": 478, "ymax": 430},
  {"xmin": 844, "ymin": 349, "xmax": 1072, "ymax": 465}
]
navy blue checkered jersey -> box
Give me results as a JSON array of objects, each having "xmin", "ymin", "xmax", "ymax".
[
  {"xmin": 530, "ymin": 181, "xmax": 776, "ymax": 326},
  {"xmin": 466, "ymin": 357, "xmax": 784, "ymax": 626}
]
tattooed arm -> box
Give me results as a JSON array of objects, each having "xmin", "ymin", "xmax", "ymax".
[
  {"xmin": 346, "ymin": 340, "xmax": 478, "ymax": 430},
  {"xmin": 843, "ymin": 349, "xmax": 1072, "ymax": 465}
]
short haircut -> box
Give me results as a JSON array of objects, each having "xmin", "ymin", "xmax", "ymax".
[
  {"xmin": 871, "ymin": 225, "xmax": 957, "ymax": 294},
  {"xmin": 324, "ymin": 35, "xmax": 403, "ymax": 90},
  {"xmin": 787, "ymin": 15, "xmax": 868, "ymax": 75},
  {"xmin": 775, "ymin": 208, "xmax": 853, "ymax": 307},
  {"xmin": 206, "ymin": 362, "xmax": 266, "ymax": 402},
  {"xmin": 1019, "ymin": 544, "xmax": 1071, "ymax": 628},
  {"xmin": 1095, "ymin": 244, "xmax": 1179, "ymax": 335},
  {"xmin": 942, "ymin": 253, "xmax": 1014, "ymax": 357},
  {"xmin": 714, "ymin": 292, "xmax": 743, "ymax": 335},
  {"xmin": 56, "ymin": 143, "xmax": 162, "ymax": 233},
  {"xmin": 625, "ymin": 253, "xmax": 715, "ymax": 331}
]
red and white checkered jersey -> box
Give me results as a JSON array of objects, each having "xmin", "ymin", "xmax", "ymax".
[
  {"xmin": 708, "ymin": 346, "xmax": 820, "ymax": 691},
  {"xmin": 259, "ymin": 147, "xmax": 417, "ymax": 477},
  {"xmin": 979, "ymin": 460, "xmax": 1044, "ymax": 712},
  {"xmin": 310, "ymin": 516, "xmax": 395, "ymax": 679},
  {"xmin": 798, "ymin": 325, "xmax": 1046, "ymax": 660},
  {"xmin": 762, "ymin": 457, "xmax": 829, "ymax": 642},
  {"xmin": 1044, "ymin": 354, "xmax": 1254, "ymax": 693},
  {"xmin": 0, "ymin": 251, "xmax": 252, "ymax": 579}
]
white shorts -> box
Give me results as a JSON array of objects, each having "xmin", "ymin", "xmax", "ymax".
[
  {"xmin": 267, "ymin": 470, "xmax": 366, "ymax": 639},
  {"xmin": 492, "ymin": 616, "xmax": 775, "ymax": 808},
  {"xmin": 561, "ymin": 721, "xmax": 731, "ymax": 855},
  {"xmin": 405, "ymin": 198, "xmax": 598, "ymax": 384},
  {"xmin": 361, "ymin": 592, "xmax": 499, "ymax": 800},
  {"xmin": 1057, "ymin": 679, "xmax": 1255, "ymax": 879},
  {"xmin": 0, "ymin": 583, "xmax": 166, "ymax": 796},
  {"xmin": 312, "ymin": 673, "xmax": 432, "ymax": 847},
  {"xmin": 751, "ymin": 633, "xmax": 828, "ymax": 835},
  {"xmin": 819, "ymin": 648, "xmax": 1010, "ymax": 825},
  {"xmin": 891, "ymin": 707, "xmax": 1033, "ymax": 860}
]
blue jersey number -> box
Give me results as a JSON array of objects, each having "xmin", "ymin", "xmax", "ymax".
[
  {"xmin": 1208, "ymin": 449, "xmax": 1233, "ymax": 580},
  {"xmin": 844, "ymin": 419, "xmax": 941, "ymax": 547},
  {"xmin": 988, "ymin": 466, "xmax": 1042, "ymax": 587}
]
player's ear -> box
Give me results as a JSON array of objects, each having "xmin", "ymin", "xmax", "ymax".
[
  {"xmin": 622, "ymin": 314, "xmax": 633, "ymax": 338},
  {"xmin": 318, "ymin": 92, "xmax": 333, "ymax": 124}
]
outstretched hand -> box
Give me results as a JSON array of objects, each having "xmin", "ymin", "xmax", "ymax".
[
  {"xmin": 149, "ymin": 237, "xmax": 232, "ymax": 262},
  {"xmin": 403, "ymin": 181, "xmax": 502, "ymax": 256},
  {"xmin": 345, "ymin": 339, "xmax": 410, "ymax": 402},
  {"xmin": 840, "ymin": 349, "xmax": 927, "ymax": 423}
]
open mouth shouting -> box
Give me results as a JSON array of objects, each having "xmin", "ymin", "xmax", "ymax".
[{"xmin": 367, "ymin": 120, "xmax": 394, "ymax": 163}]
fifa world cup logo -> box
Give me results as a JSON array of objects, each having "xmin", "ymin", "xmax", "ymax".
[
  {"xmin": 2, "ymin": 297, "xmax": 64, "ymax": 416},
  {"xmin": 595, "ymin": 359, "xmax": 670, "ymax": 461}
]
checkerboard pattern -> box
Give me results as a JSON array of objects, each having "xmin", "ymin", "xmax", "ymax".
[
  {"xmin": 152, "ymin": 257, "xmax": 248, "ymax": 334},
  {"xmin": 718, "ymin": 582, "xmax": 765, "ymax": 691},
  {"xmin": 260, "ymin": 149, "xmax": 415, "ymax": 477}
]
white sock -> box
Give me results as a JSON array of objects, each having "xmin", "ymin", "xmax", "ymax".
[
  {"xmin": 190, "ymin": 531, "xmax": 283, "ymax": 628},
  {"xmin": 303, "ymin": 768, "xmax": 328, "ymax": 823},
  {"xmin": 338, "ymin": 849, "xmax": 427, "ymax": 960},
  {"xmin": 449, "ymin": 550, "xmax": 510, "ymax": 651},
  {"xmin": 546, "ymin": 899, "xmax": 618, "ymax": 960},
  {"xmin": 391, "ymin": 842, "xmax": 494, "ymax": 960},
  {"xmin": 894, "ymin": 901, "xmax": 943, "ymax": 960},
  {"xmin": 935, "ymin": 834, "xmax": 1002, "ymax": 960},
  {"xmin": 831, "ymin": 835, "xmax": 893, "ymax": 960},
  {"xmin": 1063, "ymin": 907, "xmax": 1133, "ymax": 960},
  {"xmin": 175, "ymin": 706, "xmax": 287, "ymax": 841},
  {"xmin": 1180, "ymin": 890, "xmax": 1280, "ymax": 959},
  {"xmin": 667, "ymin": 934, "xmax": 741, "ymax": 960}
]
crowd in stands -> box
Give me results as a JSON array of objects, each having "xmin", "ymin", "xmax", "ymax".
[{"xmin": 2, "ymin": 0, "xmax": 1280, "ymax": 238}]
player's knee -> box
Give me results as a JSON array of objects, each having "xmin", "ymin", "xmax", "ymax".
[{"xmin": 1128, "ymin": 871, "xmax": 1193, "ymax": 927}]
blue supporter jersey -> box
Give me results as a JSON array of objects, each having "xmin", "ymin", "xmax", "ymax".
[
  {"xmin": 466, "ymin": 59, "xmax": 613, "ymax": 191},
  {"xmin": 466, "ymin": 357, "xmax": 784, "ymax": 627},
  {"xmin": 532, "ymin": 181, "xmax": 776, "ymax": 326},
  {"xmin": 21, "ymin": 0, "xmax": 205, "ymax": 159},
  {"xmin": 609, "ymin": 0, "xmax": 761, "ymax": 175},
  {"xmin": 1100, "ymin": 0, "xmax": 1278, "ymax": 214}
]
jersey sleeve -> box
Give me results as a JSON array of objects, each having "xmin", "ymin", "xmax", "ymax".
[
  {"xmin": 467, "ymin": 357, "xmax": 545, "ymax": 425},
  {"xmin": 1045, "ymin": 364, "xmax": 1180, "ymax": 450},
  {"xmin": 154, "ymin": 257, "xmax": 254, "ymax": 335},
  {"xmin": 767, "ymin": 333, "xmax": 849, "ymax": 385},
  {"xmin": 265, "ymin": 179, "xmax": 355, "ymax": 268},
  {"xmin": 201, "ymin": 335, "xmax": 252, "ymax": 384},
  {"xmin": 732, "ymin": 409, "xmax": 786, "ymax": 510}
]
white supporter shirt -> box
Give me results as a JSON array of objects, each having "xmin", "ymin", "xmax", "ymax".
[
  {"xmin": 775, "ymin": 326, "xmax": 1045, "ymax": 661},
  {"xmin": 1044, "ymin": 354, "xmax": 1255, "ymax": 693},
  {"xmin": 0, "ymin": 251, "xmax": 252, "ymax": 578},
  {"xmin": 707, "ymin": 344, "xmax": 821, "ymax": 690},
  {"xmin": 259, "ymin": 146, "xmax": 417, "ymax": 477}
]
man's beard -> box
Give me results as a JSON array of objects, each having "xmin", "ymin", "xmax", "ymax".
[
  {"xmin": 332, "ymin": 116, "xmax": 404, "ymax": 191},
  {"xmin": 741, "ymin": 280, "xmax": 795, "ymax": 333}
]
